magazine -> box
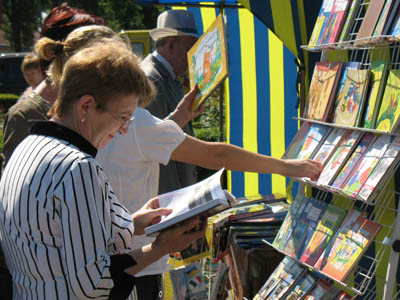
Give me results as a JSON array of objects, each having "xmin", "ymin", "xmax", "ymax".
[
  {"xmin": 187, "ymin": 14, "xmax": 228, "ymax": 112},
  {"xmin": 145, "ymin": 168, "xmax": 235, "ymax": 236}
]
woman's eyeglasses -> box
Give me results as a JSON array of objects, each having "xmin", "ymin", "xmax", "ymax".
[{"xmin": 97, "ymin": 103, "xmax": 135, "ymax": 128}]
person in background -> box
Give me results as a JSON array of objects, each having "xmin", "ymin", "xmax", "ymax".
[
  {"xmin": 0, "ymin": 3, "xmax": 105, "ymax": 173},
  {"xmin": 19, "ymin": 53, "xmax": 45, "ymax": 99},
  {"xmin": 0, "ymin": 40, "xmax": 206, "ymax": 300},
  {"xmin": 141, "ymin": 9, "xmax": 200, "ymax": 195}
]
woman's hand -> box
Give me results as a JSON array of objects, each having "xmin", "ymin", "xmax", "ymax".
[
  {"xmin": 281, "ymin": 159, "xmax": 322, "ymax": 181},
  {"xmin": 168, "ymin": 85, "xmax": 203, "ymax": 127},
  {"xmin": 131, "ymin": 197, "xmax": 172, "ymax": 235},
  {"xmin": 153, "ymin": 216, "xmax": 207, "ymax": 255}
]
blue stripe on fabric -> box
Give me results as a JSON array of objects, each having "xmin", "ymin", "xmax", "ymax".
[
  {"xmin": 186, "ymin": 6, "xmax": 204, "ymax": 35},
  {"xmin": 248, "ymin": 0, "xmax": 274, "ymax": 34},
  {"xmin": 253, "ymin": 14, "xmax": 272, "ymax": 195},
  {"xmin": 225, "ymin": 8, "xmax": 244, "ymax": 197}
]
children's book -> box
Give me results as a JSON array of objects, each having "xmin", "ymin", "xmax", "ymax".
[
  {"xmin": 169, "ymin": 263, "xmax": 208, "ymax": 300},
  {"xmin": 338, "ymin": 0, "xmax": 362, "ymax": 43},
  {"xmin": 342, "ymin": 134, "xmax": 392, "ymax": 198},
  {"xmin": 317, "ymin": 131, "xmax": 363, "ymax": 186},
  {"xmin": 320, "ymin": 0, "xmax": 352, "ymax": 45},
  {"xmin": 314, "ymin": 208, "xmax": 364, "ymax": 270},
  {"xmin": 283, "ymin": 272, "xmax": 317, "ymax": 300},
  {"xmin": 382, "ymin": 0, "xmax": 400, "ymax": 35},
  {"xmin": 265, "ymin": 261, "xmax": 306, "ymax": 299},
  {"xmin": 331, "ymin": 133, "xmax": 376, "ymax": 190},
  {"xmin": 321, "ymin": 215, "xmax": 382, "ymax": 282},
  {"xmin": 210, "ymin": 262, "xmax": 229, "ymax": 300},
  {"xmin": 355, "ymin": 0, "xmax": 387, "ymax": 44},
  {"xmin": 253, "ymin": 257, "xmax": 295, "ymax": 300},
  {"xmin": 303, "ymin": 279, "xmax": 339, "ymax": 300},
  {"xmin": 300, "ymin": 204, "xmax": 347, "ymax": 266},
  {"xmin": 375, "ymin": 69, "xmax": 400, "ymax": 132},
  {"xmin": 145, "ymin": 168, "xmax": 235, "ymax": 236},
  {"xmin": 363, "ymin": 61, "xmax": 389, "ymax": 129},
  {"xmin": 304, "ymin": 62, "xmax": 343, "ymax": 121},
  {"xmin": 373, "ymin": 0, "xmax": 399, "ymax": 37},
  {"xmin": 272, "ymin": 195, "xmax": 308, "ymax": 251},
  {"xmin": 309, "ymin": 0, "xmax": 336, "ymax": 47},
  {"xmin": 359, "ymin": 135, "xmax": 400, "ymax": 202},
  {"xmin": 333, "ymin": 69, "xmax": 370, "ymax": 127},
  {"xmin": 284, "ymin": 198, "xmax": 328, "ymax": 259},
  {"xmin": 283, "ymin": 122, "xmax": 313, "ymax": 159},
  {"xmin": 187, "ymin": 14, "xmax": 228, "ymax": 112},
  {"xmin": 295, "ymin": 124, "xmax": 331, "ymax": 160},
  {"xmin": 310, "ymin": 127, "xmax": 348, "ymax": 166}
]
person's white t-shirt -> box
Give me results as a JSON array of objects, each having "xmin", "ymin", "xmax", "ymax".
[{"xmin": 97, "ymin": 107, "xmax": 186, "ymax": 276}]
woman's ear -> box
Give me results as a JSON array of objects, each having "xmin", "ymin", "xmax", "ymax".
[{"xmin": 77, "ymin": 95, "xmax": 96, "ymax": 122}]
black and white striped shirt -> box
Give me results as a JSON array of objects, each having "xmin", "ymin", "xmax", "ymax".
[{"xmin": 0, "ymin": 121, "xmax": 137, "ymax": 300}]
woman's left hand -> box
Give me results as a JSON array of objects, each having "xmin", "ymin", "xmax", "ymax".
[{"xmin": 131, "ymin": 197, "xmax": 172, "ymax": 235}]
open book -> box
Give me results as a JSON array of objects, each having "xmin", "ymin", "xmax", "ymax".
[{"xmin": 145, "ymin": 168, "xmax": 235, "ymax": 236}]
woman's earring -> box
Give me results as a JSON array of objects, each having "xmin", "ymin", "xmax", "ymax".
[{"xmin": 81, "ymin": 117, "xmax": 86, "ymax": 123}]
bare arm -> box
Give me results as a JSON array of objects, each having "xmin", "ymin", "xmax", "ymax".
[{"xmin": 170, "ymin": 136, "xmax": 322, "ymax": 180}]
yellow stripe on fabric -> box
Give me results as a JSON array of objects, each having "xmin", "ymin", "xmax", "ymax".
[
  {"xmin": 239, "ymin": 8, "xmax": 259, "ymax": 196},
  {"xmin": 269, "ymin": 30, "xmax": 287, "ymax": 194},
  {"xmin": 200, "ymin": 3, "xmax": 216, "ymax": 31},
  {"xmin": 225, "ymin": 77, "xmax": 233, "ymax": 192},
  {"xmin": 270, "ymin": 0, "xmax": 297, "ymax": 58},
  {"xmin": 171, "ymin": 6, "xmax": 186, "ymax": 10}
]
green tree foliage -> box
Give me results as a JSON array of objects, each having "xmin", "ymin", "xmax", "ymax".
[{"xmin": 1, "ymin": 0, "xmax": 50, "ymax": 51}]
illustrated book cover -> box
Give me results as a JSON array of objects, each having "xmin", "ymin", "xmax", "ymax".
[
  {"xmin": 375, "ymin": 69, "xmax": 400, "ymax": 132},
  {"xmin": 330, "ymin": 133, "xmax": 376, "ymax": 190},
  {"xmin": 283, "ymin": 272, "xmax": 317, "ymax": 300},
  {"xmin": 283, "ymin": 122, "xmax": 313, "ymax": 159},
  {"xmin": 292, "ymin": 124, "xmax": 331, "ymax": 160},
  {"xmin": 310, "ymin": 127, "xmax": 348, "ymax": 167},
  {"xmin": 303, "ymin": 279, "xmax": 339, "ymax": 300},
  {"xmin": 373, "ymin": 0, "xmax": 400, "ymax": 37},
  {"xmin": 308, "ymin": 0, "xmax": 335, "ymax": 47},
  {"xmin": 145, "ymin": 168, "xmax": 235, "ymax": 236},
  {"xmin": 304, "ymin": 62, "xmax": 343, "ymax": 121},
  {"xmin": 338, "ymin": 0, "xmax": 361, "ymax": 43},
  {"xmin": 284, "ymin": 198, "xmax": 328, "ymax": 259},
  {"xmin": 341, "ymin": 134, "xmax": 393, "ymax": 198},
  {"xmin": 314, "ymin": 208, "xmax": 364, "ymax": 270},
  {"xmin": 188, "ymin": 14, "xmax": 228, "ymax": 112},
  {"xmin": 359, "ymin": 135, "xmax": 400, "ymax": 202},
  {"xmin": 300, "ymin": 204, "xmax": 346, "ymax": 266},
  {"xmin": 169, "ymin": 263, "xmax": 208, "ymax": 300},
  {"xmin": 320, "ymin": 0, "xmax": 352, "ymax": 45},
  {"xmin": 317, "ymin": 130, "xmax": 363, "ymax": 186},
  {"xmin": 332, "ymin": 68, "xmax": 370, "ymax": 127},
  {"xmin": 363, "ymin": 61, "xmax": 389, "ymax": 129},
  {"xmin": 272, "ymin": 195, "xmax": 307, "ymax": 251},
  {"xmin": 321, "ymin": 215, "xmax": 382, "ymax": 282}
]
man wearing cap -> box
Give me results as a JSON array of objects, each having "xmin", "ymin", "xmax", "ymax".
[{"xmin": 141, "ymin": 10, "xmax": 200, "ymax": 196}]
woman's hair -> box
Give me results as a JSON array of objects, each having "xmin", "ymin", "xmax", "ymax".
[
  {"xmin": 50, "ymin": 42, "xmax": 155, "ymax": 117},
  {"xmin": 35, "ymin": 25, "xmax": 122, "ymax": 84},
  {"xmin": 21, "ymin": 53, "xmax": 40, "ymax": 72}
]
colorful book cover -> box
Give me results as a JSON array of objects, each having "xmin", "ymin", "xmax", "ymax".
[
  {"xmin": 320, "ymin": 0, "xmax": 352, "ymax": 45},
  {"xmin": 331, "ymin": 133, "xmax": 376, "ymax": 189},
  {"xmin": 375, "ymin": 69, "xmax": 400, "ymax": 132},
  {"xmin": 303, "ymin": 279, "xmax": 339, "ymax": 300},
  {"xmin": 283, "ymin": 122, "xmax": 313, "ymax": 159},
  {"xmin": 342, "ymin": 134, "xmax": 392, "ymax": 198},
  {"xmin": 359, "ymin": 135, "xmax": 400, "ymax": 202},
  {"xmin": 253, "ymin": 257, "xmax": 295, "ymax": 300},
  {"xmin": 317, "ymin": 131, "xmax": 363, "ymax": 186},
  {"xmin": 304, "ymin": 62, "xmax": 343, "ymax": 121},
  {"xmin": 363, "ymin": 61, "xmax": 389, "ymax": 129},
  {"xmin": 314, "ymin": 208, "xmax": 364, "ymax": 270},
  {"xmin": 373, "ymin": 0, "xmax": 395, "ymax": 37},
  {"xmin": 309, "ymin": 0, "xmax": 336, "ymax": 47},
  {"xmin": 169, "ymin": 263, "xmax": 208, "ymax": 300},
  {"xmin": 187, "ymin": 14, "xmax": 228, "ymax": 111},
  {"xmin": 284, "ymin": 272, "xmax": 317, "ymax": 300},
  {"xmin": 272, "ymin": 195, "xmax": 307, "ymax": 251},
  {"xmin": 382, "ymin": 0, "xmax": 400, "ymax": 35},
  {"xmin": 333, "ymin": 69, "xmax": 370, "ymax": 127},
  {"xmin": 311, "ymin": 127, "xmax": 347, "ymax": 166},
  {"xmin": 338, "ymin": 0, "xmax": 361, "ymax": 42},
  {"xmin": 390, "ymin": 7, "xmax": 400, "ymax": 37},
  {"xmin": 266, "ymin": 262, "xmax": 305, "ymax": 299},
  {"xmin": 300, "ymin": 204, "xmax": 346, "ymax": 266},
  {"xmin": 321, "ymin": 215, "xmax": 382, "ymax": 282},
  {"xmin": 296, "ymin": 124, "xmax": 331, "ymax": 159},
  {"xmin": 284, "ymin": 198, "xmax": 328, "ymax": 259}
]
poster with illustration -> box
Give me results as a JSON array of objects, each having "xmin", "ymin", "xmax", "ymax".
[{"xmin": 188, "ymin": 14, "xmax": 228, "ymax": 111}]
